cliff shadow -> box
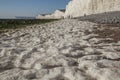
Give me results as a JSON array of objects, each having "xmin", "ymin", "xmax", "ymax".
[{"xmin": 78, "ymin": 11, "xmax": 120, "ymax": 24}]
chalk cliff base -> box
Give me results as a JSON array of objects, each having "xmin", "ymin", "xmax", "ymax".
[{"xmin": 79, "ymin": 11, "xmax": 120, "ymax": 24}]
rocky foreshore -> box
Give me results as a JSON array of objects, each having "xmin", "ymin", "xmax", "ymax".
[{"xmin": 0, "ymin": 19, "xmax": 120, "ymax": 80}]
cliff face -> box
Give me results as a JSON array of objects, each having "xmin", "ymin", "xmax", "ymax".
[
  {"xmin": 51, "ymin": 10, "xmax": 65, "ymax": 19},
  {"xmin": 36, "ymin": 10, "xmax": 65, "ymax": 19},
  {"xmin": 65, "ymin": 0, "xmax": 120, "ymax": 18}
]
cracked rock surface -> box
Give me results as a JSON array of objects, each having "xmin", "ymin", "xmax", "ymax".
[{"xmin": 0, "ymin": 19, "xmax": 120, "ymax": 80}]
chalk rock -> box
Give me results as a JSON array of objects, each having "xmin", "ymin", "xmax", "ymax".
[{"xmin": 65, "ymin": 0, "xmax": 120, "ymax": 18}]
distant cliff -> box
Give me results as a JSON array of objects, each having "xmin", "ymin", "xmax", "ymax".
[
  {"xmin": 36, "ymin": 9, "xmax": 65, "ymax": 19},
  {"xmin": 65, "ymin": 0, "xmax": 120, "ymax": 18}
]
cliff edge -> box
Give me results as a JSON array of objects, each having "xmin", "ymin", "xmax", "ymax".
[{"xmin": 65, "ymin": 0, "xmax": 120, "ymax": 18}]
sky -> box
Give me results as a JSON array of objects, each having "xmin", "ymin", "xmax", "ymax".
[{"xmin": 0, "ymin": 0, "xmax": 70, "ymax": 18}]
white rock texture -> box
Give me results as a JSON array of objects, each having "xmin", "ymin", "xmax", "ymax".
[
  {"xmin": 36, "ymin": 10, "xmax": 65, "ymax": 19},
  {"xmin": 51, "ymin": 10, "xmax": 65, "ymax": 19},
  {"xmin": 36, "ymin": 15, "xmax": 46, "ymax": 19},
  {"xmin": 65, "ymin": 0, "xmax": 120, "ymax": 18},
  {"xmin": 0, "ymin": 19, "xmax": 120, "ymax": 80},
  {"xmin": 36, "ymin": 14, "xmax": 53, "ymax": 19}
]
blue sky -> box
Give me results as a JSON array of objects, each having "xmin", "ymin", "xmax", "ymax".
[{"xmin": 0, "ymin": 0, "xmax": 70, "ymax": 18}]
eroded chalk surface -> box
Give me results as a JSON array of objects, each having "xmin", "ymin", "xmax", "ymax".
[{"xmin": 0, "ymin": 19, "xmax": 120, "ymax": 80}]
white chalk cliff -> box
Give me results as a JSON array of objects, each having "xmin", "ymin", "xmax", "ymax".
[
  {"xmin": 51, "ymin": 10, "xmax": 65, "ymax": 19},
  {"xmin": 36, "ymin": 10, "xmax": 65, "ymax": 19},
  {"xmin": 65, "ymin": 0, "xmax": 120, "ymax": 18}
]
